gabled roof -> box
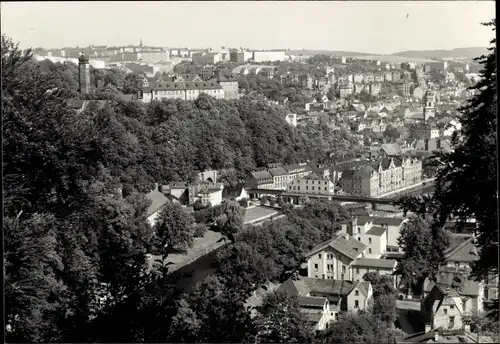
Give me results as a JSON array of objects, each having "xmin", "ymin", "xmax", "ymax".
[
  {"xmin": 380, "ymin": 143, "xmax": 401, "ymax": 156},
  {"xmin": 297, "ymin": 296, "xmax": 326, "ymax": 307},
  {"xmin": 352, "ymin": 258, "xmax": 397, "ymax": 269},
  {"xmin": 278, "ymin": 277, "xmax": 358, "ymax": 297},
  {"xmin": 365, "ymin": 226, "xmax": 388, "ymax": 236},
  {"xmin": 268, "ymin": 167, "xmax": 288, "ymax": 177},
  {"xmin": 251, "ymin": 170, "xmax": 272, "ymax": 181},
  {"xmin": 146, "ymin": 189, "xmax": 168, "ymax": 216},
  {"xmin": 306, "ymin": 234, "xmax": 366, "ymax": 261},
  {"xmin": 444, "ymin": 237, "xmax": 478, "ymax": 263}
]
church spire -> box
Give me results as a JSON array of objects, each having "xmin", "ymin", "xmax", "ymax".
[{"xmin": 140, "ymin": 37, "xmax": 143, "ymax": 47}]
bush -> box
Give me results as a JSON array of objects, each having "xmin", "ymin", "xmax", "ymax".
[
  {"xmin": 193, "ymin": 223, "xmax": 208, "ymax": 238},
  {"xmin": 260, "ymin": 196, "xmax": 268, "ymax": 206},
  {"xmin": 193, "ymin": 200, "xmax": 207, "ymax": 211},
  {"xmin": 238, "ymin": 198, "xmax": 249, "ymax": 208}
]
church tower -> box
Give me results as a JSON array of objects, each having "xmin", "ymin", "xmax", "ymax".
[
  {"xmin": 78, "ymin": 53, "xmax": 90, "ymax": 95},
  {"xmin": 423, "ymin": 90, "xmax": 436, "ymax": 122}
]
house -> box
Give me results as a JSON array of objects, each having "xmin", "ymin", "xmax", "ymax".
[
  {"xmin": 380, "ymin": 143, "xmax": 402, "ymax": 157},
  {"xmin": 278, "ymin": 277, "xmax": 373, "ymax": 329},
  {"xmin": 341, "ymin": 215, "xmax": 406, "ymax": 256},
  {"xmin": 305, "ymin": 233, "xmax": 367, "ymax": 280},
  {"xmin": 268, "ymin": 166, "xmax": 290, "ymax": 190},
  {"xmin": 395, "ymin": 326, "xmax": 494, "ymax": 343},
  {"xmin": 351, "ymin": 258, "xmax": 398, "ymax": 285},
  {"xmin": 283, "ymin": 163, "xmax": 313, "ymax": 182},
  {"xmin": 285, "ymin": 113, "xmax": 297, "ymax": 127},
  {"xmin": 415, "ymin": 138, "xmax": 453, "ymax": 154},
  {"xmin": 287, "ymin": 174, "xmax": 335, "ymax": 196},
  {"xmin": 245, "ymin": 282, "xmax": 280, "ymax": 319},
  {"xmin": 422, "ymin": 284, "xmax": 469, "ymax": 331},
  {"xmin": 197, "ymin": 183, "xmax": 224, "ymax": 206},
  {"xmin": 249, "ymin": 170, "xmax": 274, "ymax": 189},
  {"xmin": 146, "ymin": 187, "xmax": 168, "ymax": 226}
]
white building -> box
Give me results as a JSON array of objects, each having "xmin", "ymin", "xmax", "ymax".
[
  {"xmin": 287, "ymin": 176, "xmax": 335, "ymax": 195},
  {"xmin": 252, "ymin": 51, "xmax": 286, "ymax": 62}
]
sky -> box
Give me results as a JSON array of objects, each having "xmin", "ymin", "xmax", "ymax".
[{"xmin": 1, "ymin": 1, "xmax": 495, "ymax": 54}]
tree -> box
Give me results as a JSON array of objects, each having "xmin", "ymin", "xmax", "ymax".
[
  {"xmin": 396, "ymin": 216, "xmax": 450, "ymax": 294},
  {"xmin": 211, "ymin": 200, "xmax": 244, "ymax": 242},
  {"xmin": 384, "ymin": 125, "xmax": 400, "ymax": 142},
  {"xmin": 254, "ymin": 292, "xmax": 314, "ymax": 344},
  {"xmin": 122, "ymin": 73, "xmax": 143, "ymax": 94},
  {"xmin": 363, "ymin": 272, "xmax": 398, "ymax": 324},
  {"xmin": 187, "ymin": 275, "xmax": 255, "ymax": 343},
  {"xmin": 152, "ymin": 201, "xmax": 196, "ymax": 268},
  {"xmin": 396, "ymin": 20, "xmax": 497, "ymax": 284}
]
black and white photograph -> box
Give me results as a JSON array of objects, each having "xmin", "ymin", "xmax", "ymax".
[{"xmin": 2, "ymin": 1, "xmax": 498, "ymax": 343}]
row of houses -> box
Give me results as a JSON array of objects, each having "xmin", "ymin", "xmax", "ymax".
[
  {"xmin": 340, "ymin": 156, "xmax": 423, "ymax": 197},
  {"xmin": 139, "ymin": 70, "xmax": 239, "ymax": 102}
]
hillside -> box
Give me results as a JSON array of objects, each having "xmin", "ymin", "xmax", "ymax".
[{"xmin": 390, "ymin": 47, "xmax": 488, "ymax": 60}]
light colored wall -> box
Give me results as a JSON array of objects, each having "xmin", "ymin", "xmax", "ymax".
[
  {"xmin": 307, "ymin": 248, "xmax": 355, "ymax": 280},
  {"xmin": 433, "ymin": 298, "xmax": 463, "ymax": 330},
  {"xmin": 346, "ymin": 285, "xmax": 372, "ymax": 312},
  {"xmin": 147, "ymin": 211, "xmax": 160, "ymax": 227},
  {"xmin": 287, "ymin": 178, "xmax": 335, "ymax": 195}
]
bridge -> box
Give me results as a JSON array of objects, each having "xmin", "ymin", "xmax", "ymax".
[{"xmin": 248, "ymin": 180, "xmax": 435, "ymax": 210}]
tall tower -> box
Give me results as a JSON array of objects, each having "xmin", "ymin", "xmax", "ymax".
[
  {"xmin": 140, "ymin": 37, "xmax": 143, "ymax": 47},
  {"xmin": 78, "ymin": 53, "xmax": 90, "ymax": 96},
  {"xmin": 423, "ymin": 90, "xmax": 436, "ymax": 122}
]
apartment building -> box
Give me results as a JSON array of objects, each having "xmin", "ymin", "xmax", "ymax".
[
  {"xmin": 141, "ymin": 80, "xmax": 224, "ymax": 102},
  {"xmin": 341, "ymin": 157, "xmax": 422, "ymax": 197},
  {"xmin": 287, "ymin": 176, "xmax": 335, "ymax": 196}
]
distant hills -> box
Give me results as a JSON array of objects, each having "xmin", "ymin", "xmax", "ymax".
[
  {"xmin": 390, "ymin": 47, "xmax": 488, "ymax": 60},
  {"xmin": 286, "ymin": 47, "xmax": 488, "ymax": 61}
]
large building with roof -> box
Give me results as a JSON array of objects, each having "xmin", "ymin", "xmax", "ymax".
[
  {"xmin": 140, "ymin": 80, "xmax": 224, "ymax": 102},
  {"xmin": 277, "ymin": 276, "xmax": 373, "ymax": 330},
  {"xmin": 340, "ymin": 156, "xmax": 422, "ymax": 197}
]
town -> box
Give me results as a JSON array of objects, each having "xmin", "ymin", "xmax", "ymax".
[{"xmin": 2, "ymin": 1, "xmax": 498, "ymax": 344}]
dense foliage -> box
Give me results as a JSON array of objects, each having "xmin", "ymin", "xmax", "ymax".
[{"xmin": 396, "ymin": 20, "xmax": 497, "ymax": 285}]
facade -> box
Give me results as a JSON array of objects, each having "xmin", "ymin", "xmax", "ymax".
[
  {"xmin": 341, "ymin": 157, "xmax": 422, "ymax": 197},
  {"xmin": 278, "ymin": 277, "xmax": 373, "ymax": 322},
  {"xmin": 215, "ymin": 71, "xmax": 239, "ymax": 100},
  {"xmin": 287, "ymin": 176, "xmax": 335, "ymax": 196},
  {"xmin": 339, "ymin": 83, "xmax": 353, "ymax": 98},
  {"xmin": 422, "ymin": 285, "xmax": 467, "ymax": 331},
  {"xmin": 285, "ymin": 113, "xmax": 298, "ymax": 127},
  {"xmin": 268, "ymin": 167, "xmax": 289, "ymax": 190},
  {"xmin": 351, "ymin": 259, "xmax": 397, "ymax": 285},
  {"xmin": 250, "ymin": 170, "xmax": 273, "ymax": 189},
  {"xmin": 305, "ymin": 233, "xmax": 367, "ymax": 281},
  {"xmin": 197, "ymin": 183, "xmax": 224, "ymax": 206},
  {"xmin": 423, "ymin": 90, "xmax": 437, "ymax": 121},
  {"xmin": 192, "ymin": 52, "xmax": 221, "ymax": 65},
  {"xmin": 369, "ymin": 82, "xmax": 382, "ymax": 96},
  {"xmin": 139, "ymin": 50, "xmax": 169, "ymax": 63},
  {"xmin": 252, "ymin": 50, "xmax": 286, "ymax": 62},
  {"xmin": 141, "ymin": 80, "xmax": 224, "ymax": 102}
]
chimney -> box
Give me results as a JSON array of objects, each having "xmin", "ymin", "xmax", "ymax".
[
  {"xmin": 424, "ymin": 138, "xmax": 429, "ymax": 151},
  {"xmin": 437, "ymin": 139, "xmax": 441, "ymax": 149},
  {"xmin": 425, "ymin": 324, "xmax": 432, "ymax": 333}
]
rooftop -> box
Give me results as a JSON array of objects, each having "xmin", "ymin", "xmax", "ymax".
[
  {"xmin": 365, "ymin": 225, "xmax": 388, "ymax": 236},
  {"xmin": 352, "ymin": 258, "xmax": 397, "ymax": 269}
]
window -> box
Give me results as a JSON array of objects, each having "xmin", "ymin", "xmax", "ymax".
[
  {"xmin": 355, "ymin": 290, "xmax": 359, "ymax": 296},
  {"xmin": 455, "ymin": 262, "xmax": 460, "ymax": 268},
  {"xmin": 356, "ymin": 268, "xmax": 360, "ymax": 274},
  {"xmin": 369, "ymin": 238, "xmax": 372, "ymax": 244},
  {"xmin": 443, "ymin": 308, "xmax": 448, "ymax": 315},
  {"xmin": 342, "ymin": 266, "xmax": 346, "ymax": 273},
  {"xmin": 324, "ymin": 187, "xmax": 327, "ymax": 191},
  {"xmin": 314, "ymin": 264, "xmax": 318, "ymax": 271},
  {"xmin": 354, "ymin": 300, "xmax": 359, "ymax": 308},
  {"xmin": 358, "ymin": 237, "xmax": 361, "ymax": 241},
  {"xmin": 327, "ymin": 264, "xmax": 333, "ymax": 272},
  {"xmin": 450, "ymin": 305, "xmax": 454, "ymax": 309},
  {"xmin": 318, "ymin": 254, "xmax": 322, "ymax": 259},
  {"xmin": 369, "ymin": 248, "xmax": 372, "ymax": 254},
  {"xmin": 357, "ymin": 227, "xmax": 361, "ymax": 233},
  {"xmin": 312, "ymin": 186, "xmax": 315, "ymax": 191}
]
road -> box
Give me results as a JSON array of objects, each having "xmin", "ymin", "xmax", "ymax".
[{"xmin": 397, "ymin": 299, "xmax": 421, "ymax": 311}]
